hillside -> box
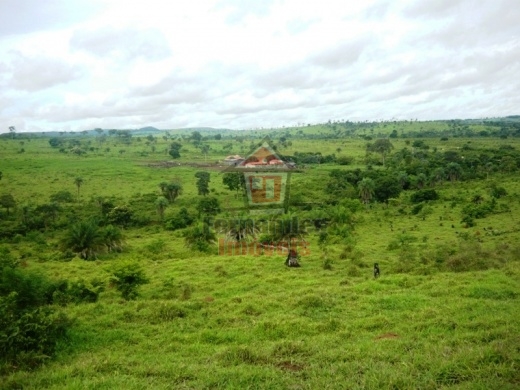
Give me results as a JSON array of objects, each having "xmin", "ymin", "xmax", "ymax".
[{"xmin": 0, "ymin": 120, "xmax": 519, "ymax": 388}]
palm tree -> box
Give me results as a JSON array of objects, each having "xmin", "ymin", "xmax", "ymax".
[
  {"xmin": 219, "ymin": 216, "xmax": 258, "ymax": 242},
  {"xmin": 62, "ymin": 219, "xmax": 103, "ymax": 260},
  {"xmin": 159, "ymin": 181, "xmax": 182, "ymax": 203},
  {"xmin": 74, "ymin": 177, "xmax": 84, "ymax": 200},
  {"xmin": 446, "ymin": 163, "xmax": 463, "ymax": 182},
  {"xmin": 102, "ymin": 225, "xmax": 124, "ymax": 253},
  {"xmin": 358, "ymin": 178, "xmax": 375, "ymax": 206}
]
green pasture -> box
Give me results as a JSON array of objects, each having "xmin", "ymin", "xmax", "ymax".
[{"xmin": 1, "ymin": 123, "xmax": 520, "ymax": 388}]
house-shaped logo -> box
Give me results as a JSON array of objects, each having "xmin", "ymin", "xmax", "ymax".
[{"xmin": 224, "ymin": 137, "xmax": 294, "ymax": 214}]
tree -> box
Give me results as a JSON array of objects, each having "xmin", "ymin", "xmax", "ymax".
[
  {"xmin": 214, "ymin": 134, "xmax": 222, "ymax": 140},
  {"xmin": 155, "ymin": 196, "xmax": 169, "ymax": 220},
  {"xmin": 196, "ymin": 197, "xmax": 220, "ymax": 217},
  {"xmin": 169, "ymin": 142, "xmax": 182, "ymax": 159},
  {"xmin": 195, "ymin": 171, "xmax": 210, "ymax": 196},
  {"xmin": 218, "ymin": 216, "xmax": 258, "ymax": 242},
  {"xmin": 165, "ymin": 207, "xmax": 194, "ymax": 230},
  {"xmin": 0, "ymin": 194, "xmax": 16, "ymax": 215},
  {"xmin": 159, "ymin": 181, "xmax": 182, "ymax": 203},
  {"xmin": 61, "ymin": 220, "xmax": 104, "ymax": 260},
  {"xmin": 74, "ymin": 177, "xmax": 84, "ymax": 200},
  {"xmin": 446, "ymin": 162, "xmax": 463, "ymax": 182},
  {"xmin": 374, "ymin": 175, "xmax": 402, "ymax": 203},
  {"xmin": 199, "ymin": 144, "xmax": 210, "ymax": 162},
  {"xmin": 191, "ymin": 131, "xmax": 202, "ymax": 143},
  {"xmin": 367, "ymin": 139, "xmax": 394, "ymax": 167},
  {"xmin": 222, "ymin": 172, "xmax": 245, "ymax": 194},
  {"xmin": 0, "ymin": 171, "xmax": 2, "ymax": 181},
  {"xmin": 358, "ymin": 178, "xmax": 375, "ymax": 205},
  {"xmin": 8, "ymin": 126, "xmax": 15, "ymax": 139}
]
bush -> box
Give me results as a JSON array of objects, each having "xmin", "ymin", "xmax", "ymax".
[
  {"xmin": 110, "ymin": 263, "xmax": 149, "ymax": 300},
  {"xmin": 411, "ymin": 189, "xmax": 439, "ymax": 203},
  {"xmin": 165, "ymin": 208, "xmax": 194, "ymax": 231},
  {"xmin": 0, "ymin": 247, "xmax": 70, "ymax": 371},
  {"xmin": 0, "ymin": 293, "xmax": 70, "ymax": 370},
  {"xmin": 50, "ymin": 190, "xmax": 75, "ymax": 203}
]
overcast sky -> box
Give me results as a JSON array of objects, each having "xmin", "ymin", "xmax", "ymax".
[{"xmin": 0, "ymin": 0, "xmax": 519, "ymax": 133}]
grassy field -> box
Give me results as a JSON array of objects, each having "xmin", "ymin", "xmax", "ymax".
[{"xmin": 1, "ymin": 123, "xmax": 519, "ymax": 389}]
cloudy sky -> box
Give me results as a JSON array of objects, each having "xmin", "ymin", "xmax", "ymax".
[{"xmin": 0, "ymin": 0, "xmax": 518, "ymax": 133}]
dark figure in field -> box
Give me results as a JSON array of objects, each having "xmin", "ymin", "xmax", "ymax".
[
  {"xmin": 373, "ymin": 263, "xmax": 380, "ymax": 278},
  {"xmin": 285, "ymin": 249, "xmax": 301, "ymax": 267}
]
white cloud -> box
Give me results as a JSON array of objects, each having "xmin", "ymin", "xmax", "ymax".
[{"xmin": 0, "ymin": 0, "xmax": 518, "ymax": 132}]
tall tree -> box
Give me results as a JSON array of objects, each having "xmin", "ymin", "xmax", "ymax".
[
  {"xmin": 358, "ymin": 178, "xmax": 375, "ymax": 206},
  {"xmin": 159, "ymin": 181, "xmax": 182, "ymax": 203},
  {"xmin": 155, "ymin": 196, "xmax": 169, "ymax": 220},
  {"xmin": 367, "ymin": 139, "xmax": 394, "ymax": 167},
  {"xmin": 74, "ymin": 177, "xmax": 84, "ymax": 200},
  {"xmin": 195, "ymin": 171, "xmax": 210, "ymax": 196},
  {"xmin": 446, "ymin": 163, "xmax": 463, "ymax": 182},
  {"xmin": 222, "ymin": 172, "xmax": 245, "ymax": 195}
]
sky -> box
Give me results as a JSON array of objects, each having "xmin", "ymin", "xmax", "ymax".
[{"xmin": 0, "ymin": 0, "xmax": 519, "ymax": 133}]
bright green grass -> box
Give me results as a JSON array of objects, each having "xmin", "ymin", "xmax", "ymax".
[{"xmin": 1, "ymin": 130, "xmax": 520, "ymax": 388}]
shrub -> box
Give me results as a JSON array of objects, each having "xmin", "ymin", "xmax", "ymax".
[
  {"xmin": 0, "ymin": 248, "xmax": 70, "ymax": 371},
  {"xmin": 50, "ymin": 190, "xmax": 75, "ymax": 203},
  {"xmin": 110, "ymin": 263, "xmax": 149, "ymax": 300},
  {"xmin": 411, "ymin": 189, "xmax": 439, "ymax": 203},
  {"xmin": 165, "ymin": 207, "xmax": 194, "ymax": 231}
]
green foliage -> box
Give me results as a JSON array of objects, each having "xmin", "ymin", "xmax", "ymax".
[
  {"xmin": 107, "ymin": 205, "xmax": 134, "ymax": 227},
  {"xmin": 155, "ymin": 196, "xmax": 169, "ymax": 220},
  {"xmin": 222, "ymin": 172, "xmax": 245, "ymax": 193},
  {"xmin": 50, "ymin": 190, "xmax": 75, "ymax": 203},
  {"xmin": 0, "ymin": 249, "xmax": 70, "ymax": 371},
  {"xmin": 410, "ymin": 189, "xmax": 439, "ymax": 203},
  {"xmin": 168, "ymin": 142, "xmax": 182, "ymax": 159},
  {"xmin": 357, "ymin": 177, "xmax": 375, "ymax": 205},
  {"xmin": 110, "ymin": 263, "xmax": 149, "ymax": 300},
  {"xmin": 488, "ymin": 183, "xmax": 507, "ymax": 198},
  {"xmin": 195, "ymin": 171, "xmax": 211, "ymax": 196},
  {"xmin": 159, "ymin": 181, "xmax": 182, "ymax": 203},
  {"xmin": 374, "ymin": 175, "xmax": 402, "ymax": 203},
  {"xmin": 183, "ymin": 222, "xmax": 216, "ymax": 252},
  {"xmin": 165, "ymin": 207, "xmax": 194, "ymax": 231},
  {"xmin": 0, "ymin": 293, "xmax": 69, "ymax": 371},
  {"xmin": 196, "ymin": 197, "xmax": 220, "ymax": 217},
  {"xmin": 61, "ymin": 220, "xmax": 124, "ymax": 260},
  {"xmin": 0, "ymin": 194, "xmax": 16, "ymax": 215}
]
